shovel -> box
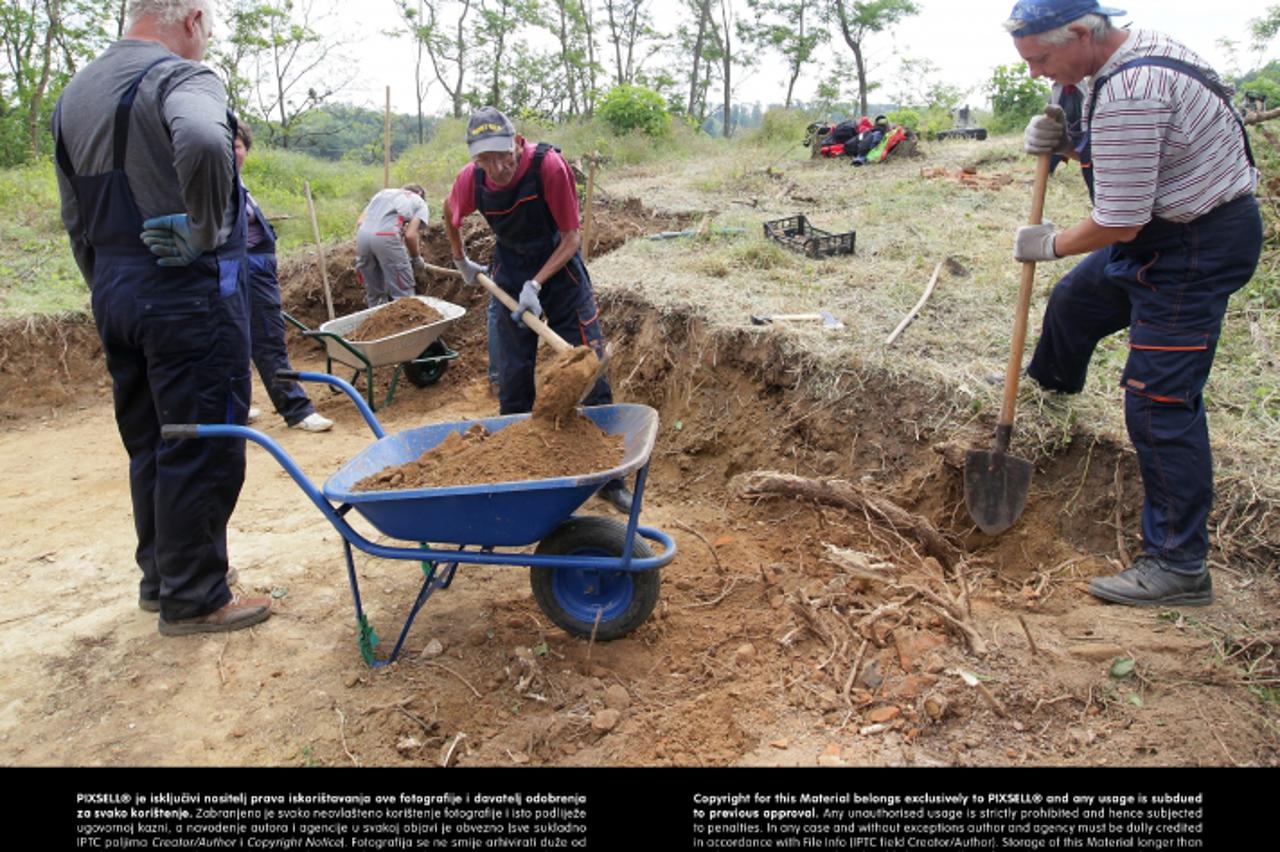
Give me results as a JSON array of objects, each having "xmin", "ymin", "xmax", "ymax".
[
  {"xmin": 423, "ymin": 262, "xmax": 613, "ymax": 401},
  {"xmin": 964, "ymin": 150, "xmax": 1052, "ymax": 535}
]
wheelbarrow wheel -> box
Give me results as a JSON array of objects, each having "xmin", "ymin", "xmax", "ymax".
[
  {"xmin": 531, "ymin": 516, "xmax": 659, "ymax": 641},
  {"xmin": 403, "ymin": 340, "xmax": 449, "ymax": 387}
]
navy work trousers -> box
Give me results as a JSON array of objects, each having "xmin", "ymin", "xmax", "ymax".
[
  {"xmin": 1026, "ymin": 195, "xmax": 1262, "ymax": 565},
  {"xmin": 247, "ymin": 253, "xmax": 314, "ymax": 425},
  {"xmin": 92, "ymin": 254, "xmax": 252, "ymax": 620}
]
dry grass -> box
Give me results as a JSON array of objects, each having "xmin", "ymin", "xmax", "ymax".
[{"xmin": 592, "ymin": 134, "xmax": 1280, "ymax": 568}]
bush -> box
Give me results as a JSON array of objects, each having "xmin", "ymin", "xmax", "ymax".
[
  {"xmin": 748, "ymin": 108, "xmax": 815, "ymax": 146},
  {"xmin": 986, "ymin": 63, "xmax": 1050, "ymax": 134},
  {"xmin": 597, "ymin": 85, "xmax": 672, "ymax": 138}
]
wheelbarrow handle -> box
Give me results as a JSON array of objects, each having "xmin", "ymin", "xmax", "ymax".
[
  {"xmin": 161, "ymin": 424, "xmax": 200, "ymax": 440},
  {"xmin": 422, "ymin": 261, "xmax": 572, "ymax": 354}
]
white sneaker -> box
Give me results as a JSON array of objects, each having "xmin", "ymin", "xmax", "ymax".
[
  {"xmin": 247, "ymin": 406, "xmax": 262, "ymax": 423},
  {"xmin": 293, "ymin": 412, "xmax": 333, "ymax": 432}
]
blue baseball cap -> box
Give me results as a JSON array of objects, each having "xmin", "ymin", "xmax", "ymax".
[{"xmin": 1007, "ymin": 1, "xmax": 1126, "ymax": 37}]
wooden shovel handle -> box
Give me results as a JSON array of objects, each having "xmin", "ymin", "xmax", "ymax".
[
  {"xmin": 423, "ymin": 262, "xmax": 572, "ymax": 354},
  {"xmin": 997, "ymin": 150, "xmax": 1053, "ymax": 451}
]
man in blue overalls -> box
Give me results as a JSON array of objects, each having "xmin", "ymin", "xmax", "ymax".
[
  {"xmin": 1006, "ymin": 1, "xmax": 1262, "ymax": 606},
  {"xmin": 443, "ymin": 107, "xmax": 634, "ymax": 513},
  {"xmin": 53, "ymin": 0, "xmax": 271, "ymax": 634}
]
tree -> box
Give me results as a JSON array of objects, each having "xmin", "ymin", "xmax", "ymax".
[
  {"xmin": 217, "ymin": 0, "xmax": 353, "ymax": 149},
  {"xmin": 829, "ymin": 0, "xmax": 919, "ymax": 117},
  {"xmin": 685, "ymin": 0, "xmax": 713, "ymax": 117},
  {"xmin": 741, "ymin": 0, "xmax": 824, "ymax": 109},
  {"xmin": 415, "ymin": 0, "xmax": 474, "ymax": 118},
  {"xmin": 986, "ymin": 62, "xmax": 1049, "ymax": 134},
  {"xmin": 0, "ymin": 0, "xmax": 110, "ymax": 164},
  {"xmin": 392, "ymin": 0, "xmax": 438, "ymax": 144}
]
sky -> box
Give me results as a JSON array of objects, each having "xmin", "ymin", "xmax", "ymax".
[{"xmin": 286, "ymin": 0, "xmax": 1271, "ymax": 118}]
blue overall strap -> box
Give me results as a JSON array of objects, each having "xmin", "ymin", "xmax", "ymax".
[{"xmin": 1087, "ymin": 56, "xmax": 1255, "ymax": 168}]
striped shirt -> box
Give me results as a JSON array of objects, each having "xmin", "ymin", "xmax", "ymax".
[{"xmin": 1085, "ymin": 29, "xmax": 1257, "ymax": 227}]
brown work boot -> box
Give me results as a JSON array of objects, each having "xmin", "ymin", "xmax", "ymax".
[
  {"xmin": 139, "ymin": 566, "xmax": 239, "ymax": 613},
  {"xmin": 158, "ymin": 593, "xmax": 271, "ymax": 636}
]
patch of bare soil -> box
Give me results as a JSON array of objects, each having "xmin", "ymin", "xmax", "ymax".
[
  {"xmin": 351, "ymin": 298, "xmax": 444, "ymax": 342},
  {"xmin": 1, "ymin": 203, "xmax": 1277, "ymax": 770}
]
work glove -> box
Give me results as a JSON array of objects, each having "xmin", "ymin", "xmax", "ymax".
[
  {"xmin": 412, "ymin": 255, "xmax": 426, "ymax": 272},
  {"xmin": 1013, "ymin": 222, "xmax": 1059, "ymax": 263},
  {"xmin": 511, "ymin": 280, "xmax": 543, "ymax": 327},
  {"xmin": 140, "ymin": 214, "xmax": 202, "ymax": 267},
  {"xmin": 453, "ymin": 255, "xmax": 487, "ymax": 286},
  {"xmin": 1023, "ymin": 105, "xmax": 1072, "ymax": 157}
]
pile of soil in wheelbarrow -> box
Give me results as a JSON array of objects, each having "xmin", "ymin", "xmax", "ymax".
[
  {"xmin": 353, "ymin": 414, "xmax": 624, "ymax": 491},
  {"xmin": 351, "ymin": 298, "xmax": 444, "ymax": 341}
]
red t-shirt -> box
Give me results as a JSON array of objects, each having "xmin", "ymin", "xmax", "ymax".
[{"xmin": 447, "ymin": 140, "xmax": 580, "ymax": 231}]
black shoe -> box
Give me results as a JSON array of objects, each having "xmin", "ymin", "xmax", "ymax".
[
  {"xmin": 1088, "ymin": 556, "xmax": 1212, "ymax": 607},
  {"xmin": 598, "ymin": 479, "xmax": 634, "ymax": 514}
]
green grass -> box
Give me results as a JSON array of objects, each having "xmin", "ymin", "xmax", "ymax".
[{"xmin": 0, "ymin": 162, "xmax": 89, "ymax": 316}]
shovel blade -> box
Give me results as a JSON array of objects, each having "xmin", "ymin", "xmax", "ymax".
[{"xmin": 964, "ymin": 448, "xmax": 1033, "ymax": 535}]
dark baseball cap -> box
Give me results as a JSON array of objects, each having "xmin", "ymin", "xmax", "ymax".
[
  {"xmin": 466, "ymin": 107, "xmax": 516, "ymax": 157},
  {"xmin": 1007, "ymin": 1, "xmax": 1126, "ymax": 37}
]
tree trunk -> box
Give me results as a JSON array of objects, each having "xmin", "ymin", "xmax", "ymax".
[
  {"xmin": 719, "ymin": 0, "xmax": 731, "ymax": 139},
  {"xmin": 853, "ymin": 41, "xmax": 868, "ymax": 116},
  {"xmin": 687, "ymin": 0, "xmax": 711, "ymax": 117},
  {"xmin": 27, "ymin": 0, "xmax": 59, "ymax": 161}
]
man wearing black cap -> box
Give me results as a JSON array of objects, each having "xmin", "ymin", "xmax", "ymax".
[
  {"xmin": 443, "ymin": 106, "xmax": 634, "ymax": 513},
  {"xmin": 1005, "ymin": 1, "xmax": 1262, "ymax": 606}
]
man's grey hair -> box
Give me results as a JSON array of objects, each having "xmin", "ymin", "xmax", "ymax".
[
  {"xmin": 126, "ymin": 0, "xmax": 212, "ymax": 30},
  {"xmin": 1004, "ymin": 13, "xmax": 1111, "ymax": 44}
]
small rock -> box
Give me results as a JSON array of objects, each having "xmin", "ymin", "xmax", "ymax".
[
  {"xmin": 817, "ymin": 754, "xmax": 846, "ymax": 767},
  {"xmin": 343, "ymin": 673, "xmax": 362, "ymax": 688},
  {"xmin": 816, "ymin": 688, "xmax": 841, "ymax": 712},
  {"xmin": 865, "ymin": 705, "xmax": 902, "ymax": 724},
  {"xmin": 508, "ymin": 751, "xmax": 530, "ymax": 765},
  {"xmin": 769, "ymin": 738, "xmax": 790, "ymax": 750},
  {"xmin": 603, "ymin": 685, "xmax": 631, "ymax": 710},
  {"xmin": 507, "ymin": 616, "xmax": 525, "ymax": 629},
  {"xmin": 396, "ymin": 736, "xmax": 422, "ymax": 753},
  {"xmin": 421, "ymin": 639, "xmax": 445, "ymax": 658},
  {"xmin": 895, "ymin": 629, "xmax": 948, "ymax": 671},
  {"xmin": 734, "ymin": 643, "xmax": 757, "ymax": 665},
  {"xmin": 591, "ymin": 709, "xmax": 621, "ymax": 733},
  {"xmin": 590, "ymin": 666, "xmax": 610, "ymax": 679},
  {"xmin": 769, "ymin": 593, "xmax": 785, "ymax": 609}
]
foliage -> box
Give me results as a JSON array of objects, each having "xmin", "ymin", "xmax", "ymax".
[
  {"xmin": 210, "ymin": 0, "xmax": 353, "ymax": 150},
  {"xmin": 986, "ymin": 62, "xmax": 1049, "ymax": 134},
  {"xmin": 828, "ymin": 0, "xmax": 921, "ymax": 117},
  {"xmin": 0, "ymin": 160, "xmax": 90, "ymax": 315},
  {"xmin": 747, "ymin": 108, "xmax": 814, "ymax": 145},
  {"xmin": 597, "ymin": 83, "xmax": 671, "ymax": 137},
  {"xmin": 1238, "ymin": 61, "xmax": 1280, "ymax": 109},
  {"xmin": 741, "ymin": 0, "xmax": 826, "ymax": 108}
]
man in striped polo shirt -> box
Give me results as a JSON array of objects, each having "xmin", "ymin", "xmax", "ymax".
[{"xmin": 1006, "ymin": 1, "xmax": 1262, "ymax": 606}]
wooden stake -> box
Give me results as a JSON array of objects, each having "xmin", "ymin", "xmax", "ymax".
[
  {"xmin": 303, "ymin": 180, "xmax": 335, "ymax": 321},
  {"xmin": 384, "ymin": 86, "xmax": 392, "ymax": 188},
  {"xmin": 886, "ymin": 261, "xmax": 944, "ymax": 346},
  {"xmin": 582, "ymin": 153, "xmax": 598, "ymax": 262}
]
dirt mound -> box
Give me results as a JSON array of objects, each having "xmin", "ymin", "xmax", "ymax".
[
  {"xmin": 351, "ymin": 298, "xmax": 444, "ymax": 342},
  {"xmin": 0, "ymin": 313, "xmax": 105, "ymax": 417}
]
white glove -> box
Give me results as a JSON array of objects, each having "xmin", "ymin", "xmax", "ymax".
[
  {"xmin": 1023, "ymin": 104, "xmax": 1071, "ymax": 157},
  {"xmin": 411, "ymin": 255, "xmax": 426, "ymax": 272},
  {"xmin": 512, "ymin": 280, "xmax": 543, "ymax": 327},
  {"xmin": 452, "ymin": 255, "xmax": 487, "ymax": 286},
  {"xmin": 1014, "ymin": 222, "xmax": 1059, "ymax": 263}
]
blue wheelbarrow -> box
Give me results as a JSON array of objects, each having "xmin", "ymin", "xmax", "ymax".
[{"xmin": 160, "ymin": 371, "xmax": 676, "ymax": 667}]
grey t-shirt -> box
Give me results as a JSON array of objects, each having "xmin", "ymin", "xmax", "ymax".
[
  {"xmin": 358, "ymin": 188, "xmax": 430, "ymax": 237},
  {"xmin": 54, "ymin": 38, "xmax": 236, "ymax": 283}
]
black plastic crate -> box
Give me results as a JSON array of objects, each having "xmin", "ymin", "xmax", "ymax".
[{"xmin": 763, "ymin": 215, "xmax": 855, "ymax": 258}]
